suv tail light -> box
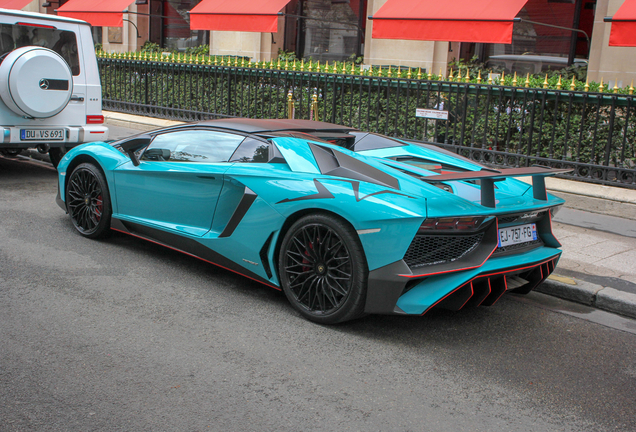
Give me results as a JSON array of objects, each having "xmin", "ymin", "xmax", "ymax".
[{"xmin": 86, "ymin": 115, "xmax": 104, "ymax": 124}]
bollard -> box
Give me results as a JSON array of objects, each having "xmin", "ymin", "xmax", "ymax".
[
  {"xmin": 310, "ymin": 92, "xmax": 319, "ymax": 122},
  {"xmin": 287, "ymin": 91, "xmax": 295, "ymax": 120}
]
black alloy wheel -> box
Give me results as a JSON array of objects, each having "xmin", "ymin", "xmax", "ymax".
[
  {"xmin": 66, "ymin": 163, "xmax": 111, "ymax": 239},
  {"xmin": 279, "ymin": 214, "xmax": 368, "ymax": 324}
]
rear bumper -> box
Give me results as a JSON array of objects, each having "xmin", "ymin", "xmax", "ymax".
[
  {"xmin": 364, "ymin": 246, "xmax": 562, "ymax": 315},
  {"xmin": 0, "ymin": 125, "xmax": 109, "ymax": 148}
]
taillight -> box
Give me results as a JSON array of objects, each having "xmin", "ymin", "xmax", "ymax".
[
  {"xmin": 86, "ymin": 115, "xmax": 104, "ymax": 124},
  {"xmin": 417, "ymin": 216, "xmax": 487, "ymax": 234}
]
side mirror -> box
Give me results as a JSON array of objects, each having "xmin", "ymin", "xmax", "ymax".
[
  {"xmin": 119, "ymin": 135, "xmax": 152, "ymax": 166},
  {"xmin": 143, "ymin": 148, "xmax": 171, "ymax": 161}
]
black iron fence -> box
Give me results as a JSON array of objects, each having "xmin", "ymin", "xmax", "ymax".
[{"xmin": 98, "ymin": 57, "xmax": 636, "ymax": 188}]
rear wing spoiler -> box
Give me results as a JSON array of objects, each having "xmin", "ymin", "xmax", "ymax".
[{"xmin": 419, "ymin": 166, "xmax": 573, "ymax": 208}]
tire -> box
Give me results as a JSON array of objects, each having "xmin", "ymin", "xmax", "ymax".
[
  {"xmin": 278, "ymin": 214, "xmax": 368, "ymax": 324},
  {"xmin": 49, "ymin": 148, "xmax": 64, "ymax": 168},
  {"xmin": 65, "ymin": 163, "xmax": 111, "ymax": 239}
]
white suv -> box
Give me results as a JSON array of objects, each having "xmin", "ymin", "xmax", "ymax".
[{"xmin": 0, "ymin": 8, "xmax": 108, "ymax": 167}]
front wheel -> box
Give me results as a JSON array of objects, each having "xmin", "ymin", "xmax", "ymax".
[
  {"xmin": 278, "ymin": 214, "xmax": 368, "ymax": 324},
  {"xmin": 66, "ymin": 163, "xmax": 111, "ymax": 239}
]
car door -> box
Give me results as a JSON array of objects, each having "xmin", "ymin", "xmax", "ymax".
[{"xmin": 113, "ymin": 129, "xmax": 245, "ymax": 237}]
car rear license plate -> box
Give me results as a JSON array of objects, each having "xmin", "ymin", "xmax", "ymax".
[
  {"xmin": 498, "ymin": 223, "xmax": 537, "ymax": 247},
  {"xmin": 20, "ymin": 129, "xmax": 64, "ymax": 141}
]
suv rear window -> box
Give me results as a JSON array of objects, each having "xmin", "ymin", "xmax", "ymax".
[{"xmin": 0, "ymin": 23, "xmax": 80, "ymax": 75}]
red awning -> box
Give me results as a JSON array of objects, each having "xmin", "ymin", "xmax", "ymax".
[
  {"xmin": 190, "ymin": 0, "xmax": 292, "ymax": 33},
  {"xmin": 371, "ymin": 0, "xmax": 529, "ymax": 44},
  {"xmin": 57, "ymin": 0, "xmax": 134, "ymax": 27},
  {"xmin": 0, "ymin": 0, "xmax": 33, "ymax": 10},
  {"xmin": 608, "ymin": 0, "xmax": 636, "ymax": 47}
]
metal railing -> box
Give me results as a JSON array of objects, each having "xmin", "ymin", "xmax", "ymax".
[{"xmin": 98, "ymin": 57, "xmax": 636, "ymax": 188}]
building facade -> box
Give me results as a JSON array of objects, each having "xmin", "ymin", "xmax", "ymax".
[{"xmin": 14, "ymin": 0, "xmax": 636, "ymax": 86}]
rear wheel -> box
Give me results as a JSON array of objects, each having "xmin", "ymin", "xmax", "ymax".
[
  {"xmin": 66, "ymin": 163, "xmax": 111, "ymax": 239},
  {"xmin": 278, "ymin": 214, "xmax": 368, "ymax": 324}
]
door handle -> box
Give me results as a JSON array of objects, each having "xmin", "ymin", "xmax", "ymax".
[
  {"xmin": 70, "ymin": 95, "xmax": 85, "ymax": 102},
  {"xmin": 197, "ymin": 175, "xmax": 216, "ymax": 180}
]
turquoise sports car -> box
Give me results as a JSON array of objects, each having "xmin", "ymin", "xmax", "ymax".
[{"xmin": 56, "ymin": 119, "xmax": 568, "ymax": 323}]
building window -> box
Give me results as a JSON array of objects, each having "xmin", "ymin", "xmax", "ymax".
[
  {"xmin": 161, "ymin": 0, "xmax": 208, "ymax": 51},
  {"xmin": 287, "ymin": 0, "xmax": 366, "ymax": 62},
  {"xmin": 479, "ymin": 0, "xmax": 595, "ymax": 75}
]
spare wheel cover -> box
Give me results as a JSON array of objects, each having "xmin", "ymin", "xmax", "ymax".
[{"xmin": 0, "ymin": 46, "xmax": 73, "ymax": 118}]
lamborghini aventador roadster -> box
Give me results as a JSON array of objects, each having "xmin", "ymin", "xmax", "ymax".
[{"xmin": 56, "ymin": 119, "xmax": 568, "ymax": 323}]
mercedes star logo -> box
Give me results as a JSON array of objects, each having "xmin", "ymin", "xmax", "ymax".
[{"xmin": 39, "ymin": 79, "xmax": 49, "ymax": 90}]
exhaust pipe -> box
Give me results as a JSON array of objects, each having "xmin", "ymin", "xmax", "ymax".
[{"xmin": 36, "ymin": 144, "xmax": 50, "ymax": 154}]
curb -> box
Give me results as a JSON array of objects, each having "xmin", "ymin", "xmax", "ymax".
[{"xmin": 538, "ymin": 276, "xmax": 636, "ymax": 320}]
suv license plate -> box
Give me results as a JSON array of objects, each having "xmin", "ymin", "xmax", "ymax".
[
  {"xmin": 20, "ymin": 129, "xmax": 64, "ymax": 141},
  {"xmin": 498, "ymin": 223, "xmax": 537, "ymax": 247}
]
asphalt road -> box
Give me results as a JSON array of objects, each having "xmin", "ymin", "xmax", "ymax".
[{"xmin": 1, "ymin": 134, "xmax": 636, "ymax": 431}]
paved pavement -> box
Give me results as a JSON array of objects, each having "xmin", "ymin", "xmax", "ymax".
[
  {"xmin": 515, "ymin": 172, "xmax": 636, "ymax": 319},
  {"xmin": 542, "ymin": 219, "xmax": 636, "ymax": 319},
  {"xmin": 37, "ymin": 111, "xmax": 636, "ymax": 319}
]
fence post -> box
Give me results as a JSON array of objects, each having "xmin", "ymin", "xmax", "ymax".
[
  {"xmin": 144, "ymin": 59, "xmax": 149, "ymax": 106},
  {"xmin": 227, "ymin": 69, "xmax": 232, "ymax": 116},
  {"xmin": 310, "ymin": 92, "xmax": 319, "ymax": 121},
  {"xmin": 287, "ymin": 90, "xmax": 295, "ymax": 119}
]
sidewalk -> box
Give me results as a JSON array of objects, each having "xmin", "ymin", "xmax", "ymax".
[
  {"xmin": 542, "ymin": 220, "xmax": 636, "ymax": 319},
  {"xmin": 103, "ymin": 111, "xmax": 636, "ymax": 320}
]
